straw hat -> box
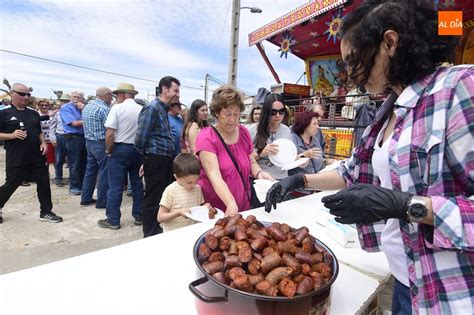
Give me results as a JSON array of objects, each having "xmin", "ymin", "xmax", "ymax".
[
  {"xmin": 112, "ymin": 83, "xmax": 138, "ymax": 95},
  {"xmin": 60, "ymin": 94, "xmax": 70, "ymax": 101}
]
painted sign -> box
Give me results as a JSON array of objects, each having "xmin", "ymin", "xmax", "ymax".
[{"xmin": 248, "ymin": 0, "xmax": 348, "ymax": 46}]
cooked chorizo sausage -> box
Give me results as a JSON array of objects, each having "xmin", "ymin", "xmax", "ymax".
[
  {"xmin": 208, "ymin": 206, "xmax": 217, "ymax": 219},
  {"xmin": 282, "ymin": 253, "xmax": 302, "ymax": 275},
  {"xmin": 238, "ymin": 246, "xmax": 253, "ymax": 263},
  {"xmin": 265, "ymin": 267, "xmax": 294, "ymax": 285},
  {"xmin": 215, "ymin": 217, "xmax": 229, "ymax": 227},
  {"xmin": 246, "ymin": 215, "xmax": 256, "ymax": 225},
  {"xmin": 212, "ymin": 272, "xmax": 230, "ymax": 285},
  {"xmin": 268, "ymin": 224, "xmax": 287, "ymax": 242},
  {"xmin": 277, "ymin": 241, "xmax": 298, "ymax": 255},
  {"xmin": 209, "ymin": 252, "xmax": 225, "ymax": 263},
  {"xmin": 203, "ymin": 261, "xmax": 223, "ymax": 275},
  {"xmin": 301, "ymin": 236, "xmax": 316, "ymax": 254},
  {"xmin": 309, "ymin": 271, "xmax": 325, "ymax": 289},
  {"xmin": 224, "ymin": 225, "xmax": 237, "ymax": 236},
  {"xmin": 225, "ymin": 214, "xmax": 242, "ymax": 229},
  {"xmin": 255, "ymin": 280, "xmax": 278, "ymax": 296},
  {"xmin": 219, "ymin": 236, "xmax": 232, "ymax": 251},
  {"xmin": 247, "ymin": 259, "xmax": 262, "ymax": 275},
  {"xmin": 301, "ymin": 263, "xmax": 311, "ymax": 275},
  {"xmin": 296, "ymin": 276, "xmax": 314, "ymax": 295},
  {"xmin": 224, "ymin": 255, "xmax": 242, "ymax": 269},
  {"xmin": 234, "ymin": 228, "xmax": 247, "ymax": 241},
  {"xmin": 278, "ymin": 278, "xmax": 297, "ymax": 298},
  {"xmin": 248, "ymin": 273, "xmax": 264, "ymax": 285},
  {"xmin": 294, "ymin": 227, "xmax": 309, "ymax": 245},
  {"xmin": 235, "ymin": 240, "xmax": 250, "ymax": 250},
  {"xmin": 251, "ymin": 237, "xmax": 269, "ymax": 253},
  {"xmin": 295, "ymin": 251, "xmax": 318, "ymax": 265},
  {"xmin": 280, "ymin": 223, "xmax": 291, "ymax": 234},
  {"xmin": 253, "ymin": 252, "xmax": 263, "ymax": 261},
  {"xmin": 227, "ymin": 267, "xmax": 246, "ymax": 280},
  {"xmin": 204, "ymin": 234, "xmax": 219, "ymax": 251},
  {"xmin": 262, "ymin": 246, "xmax": 276, "ymax": 257},
  {"xmin": 234, "ymin": 274, "xmax": 254, "ymax": 292},
  {"xmin": 198, "ymin": 243, "xmax": 211, "ymax": 263},
  {"xmin": 228, "ymin": 240, "xmax": 238, "ymax": 255},
  {"xmin": 260, "ymin": 252, "xmax": 282, "ymax": 274}
]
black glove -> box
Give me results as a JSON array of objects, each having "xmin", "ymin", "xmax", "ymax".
[
  {"xmin": 265, "ymin": 174, "xmax": 306, "ymax": 213},
  {"xmin": 321, "ymin": 184, "xmax": 412, "ymax": 224}
]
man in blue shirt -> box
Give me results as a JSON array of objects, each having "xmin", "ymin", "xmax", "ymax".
[
  {"xmin": 167, "ymin": 102, "xmax": 184, "ymax": 157},
  {"xmin": 80, "ymin": 87, "xmax": 113, "ymax": 208},
  {"xmin": 135, "ymin": 76, "xmax": 180, "ymax": 237},
  {"xmin": 60, "ymin": 90, "xmax": 87, "ymax": 195}
]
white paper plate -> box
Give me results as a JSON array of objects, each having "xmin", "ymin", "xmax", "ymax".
[
  {"xmin": 186, "ymin": 206, "xmax": 224, "ymax": 223},
  {"xmin": 281, "ymin": 157, "xmax": 309, "ymax": 171},
  {"xmin": 268, "ymin": 138, "xmax": 297, "ymax": 167}
]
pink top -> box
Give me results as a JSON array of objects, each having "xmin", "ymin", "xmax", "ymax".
[{"xmin": 196, "ymin": 125, "xmax": 253, "ymax": 212}]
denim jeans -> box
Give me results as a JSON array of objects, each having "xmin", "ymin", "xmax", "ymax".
[
  {"xmin": 106, "ymin": 143, "xmax": 143, "ymax": 225},
  {"xmin": 392, "ymin": 278, "xmax": 412, "ymax": 315},
  {"xmin": 54, "ymin": 134, "xmax": 67, "ymax": 180},
  {"xmin": 65, "ymin": 135, "xmax": 87, "ymax": 191},
  {"xmin": 81, "ymin": 139, "xmax": 108, "ymax": 208}
]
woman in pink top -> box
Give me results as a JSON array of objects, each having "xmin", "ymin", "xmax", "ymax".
[{"xmin": 196, "ymin": 85, "xmax": 273, "ymax": 216}]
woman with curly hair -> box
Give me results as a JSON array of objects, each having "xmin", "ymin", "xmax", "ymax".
[
  {"xmin": 182, "ymin": 99, "xmax": 208, "ymax": 154},
  {"xmin": 196, "ymin": 86, "xmax": 273, "ymax": 215},
  {"xmin": 248, "ymin": 93, "xmax": 292, "ymax": 180},
  {"xmin": 266, "ymin": 1, "xmax": 473, "ymax": 313},
  {"xmin": 245, "ymin": 104, "xmax": 261, "ymax": 125}
]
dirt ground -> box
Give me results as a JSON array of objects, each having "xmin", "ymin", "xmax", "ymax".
[{"xmin": 0, "ymin": 153, "xmax": 142, "ymax": 275}]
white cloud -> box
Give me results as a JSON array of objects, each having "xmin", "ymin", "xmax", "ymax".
[{"xmin": 0, "ymin": 0, "xmax": 310, "ymax": 104}]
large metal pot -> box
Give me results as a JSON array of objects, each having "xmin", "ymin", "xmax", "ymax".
[{"xmin": 189, "ymin": 223, "xmax": 339, "ymax": 315}]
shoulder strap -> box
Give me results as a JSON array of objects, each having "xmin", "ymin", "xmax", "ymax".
[{"xmin": 211, "ymin": 126, "xmax": 252, "ymax": 204}]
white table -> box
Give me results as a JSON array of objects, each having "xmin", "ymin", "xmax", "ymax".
[{"xmin": 0, "ymin": 194, "xmax": 390, "ymax": 315}]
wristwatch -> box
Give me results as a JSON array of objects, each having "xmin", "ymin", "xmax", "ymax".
[{"xmin": 406, "ymin": 196, "xmax": 428, "ymax": 223}]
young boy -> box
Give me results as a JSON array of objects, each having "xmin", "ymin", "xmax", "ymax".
[{"xmin": 157, "ymin": 153, "xmax": 206, "ymax": 232}]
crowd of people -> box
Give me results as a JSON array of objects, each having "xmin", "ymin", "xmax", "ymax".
[
  {"xmin": 0, "ymin": 1, "xmax": 472, "ymax": 314},
  {"xmin": 0, "ymin": 75, "xmax": 332, "ymax": 234}
]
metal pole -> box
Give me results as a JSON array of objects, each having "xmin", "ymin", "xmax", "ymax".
[
  {"xmin": 228, "ymin": 0, "xmax": 241, "ymax": 86},
  {"xmin": 204, "ymin": 74, "xmax": 209, "ymax": 104}
]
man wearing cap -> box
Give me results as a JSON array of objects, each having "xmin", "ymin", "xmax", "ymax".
[
  {"xmin": 60, "ymin": 90, "xmax": 87, "ymax": 195},
  {"xmin": 168, "ymin": 101, "xmax": 184, "ymax": 158},
  {"xmin": 50, "ymin": 94, "xmax": 70, "ymax": 186},
  {"xmin": 0, "ymin": 83, "xmax": 62, "ymax": 224},
  {"xmin": 80, "ymin": 87, "xmax": 113, "ymax": 208},
  {"xmin": 97, "ymin": 83, "xmax": 143, "ymax": 230},
  {"xmin": 135, "ymin": 76, "xmax": 180, "ymax": 237}
]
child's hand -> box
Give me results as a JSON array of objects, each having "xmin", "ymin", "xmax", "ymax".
[{"xmin": 180, "ymin": 208, "xmax": 191, "ymax": 218}]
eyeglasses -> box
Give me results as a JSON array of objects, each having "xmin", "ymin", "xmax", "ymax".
[
  {"xmin": 13, "ymin": 90, "xmax": 31, "ymax": 97},
  {"xmin": 271, "ymin": 108, "xmax": 286, "ymax": 116}
]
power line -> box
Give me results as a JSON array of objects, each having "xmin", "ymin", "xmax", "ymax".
[
  {"xmin": 210, "ymin": 0, "xmax": 232, "ymax": 72},
  {"xmin": 0, "ymin": 49, "xmax": 204, "ymax": 91}
]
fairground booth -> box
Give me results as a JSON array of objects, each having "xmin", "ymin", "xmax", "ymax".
[{"xmin": 248, "ymin": 0, "xmax": 474, "ymax": 159}]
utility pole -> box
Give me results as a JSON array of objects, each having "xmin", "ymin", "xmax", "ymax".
[{"xmin": 228, "ymin": 0, "xmax": 241, "ymax": 87}]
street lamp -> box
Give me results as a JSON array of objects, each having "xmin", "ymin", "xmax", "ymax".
[{"xmin": 228, "ymin": 0, "xmax": 262, "ymax": 86}]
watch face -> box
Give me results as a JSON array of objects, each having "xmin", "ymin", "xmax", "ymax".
[{"xmin": 410, "ymin": 203, "xmax": 427, "ymax": 218}]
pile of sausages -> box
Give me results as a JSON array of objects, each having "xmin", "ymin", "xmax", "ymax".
[{"xmin": 197, "ymin": 214, "xmax": 334, "ymax": 299}]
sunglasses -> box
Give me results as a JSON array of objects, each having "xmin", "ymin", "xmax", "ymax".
[
  {"xmin": 13, "ymin": 90, "xmax": 31, "ymax": 97},
  {"xmin": 271, "ymin": 108, "xmax": 286, "ymax": 116}
]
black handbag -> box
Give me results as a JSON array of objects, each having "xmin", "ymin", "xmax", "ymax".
[{"xmin": 211, "ymin": 126, "xmax": 263, "ymax": 209}]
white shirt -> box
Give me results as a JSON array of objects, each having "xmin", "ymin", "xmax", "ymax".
[
  {"xmin": 104, "ymin": 98, "xmax": 142, "ymax": 144},
  {"xmin": 372, "ymin": 119, "xmax": 409, "ymax": 286}
]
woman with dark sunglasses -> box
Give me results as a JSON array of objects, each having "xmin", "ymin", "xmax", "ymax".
[{"xmin": 248, "ymin": 93, "xmax": 292, "ymax": 180}]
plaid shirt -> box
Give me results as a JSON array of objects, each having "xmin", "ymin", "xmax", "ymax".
[
  {"xmin": 134, "ymin": 98, "xmax": 174, "ymax": 157},
  {"xmin": 82, "ymin": 99, "xmax": 109, "ymax": 141},
  {"xmin": 337, "ymin": 65, "xmax": 474, "ymax": 314}
]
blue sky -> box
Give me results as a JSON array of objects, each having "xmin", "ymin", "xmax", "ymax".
[{"xmin": 0, "ymin": 0, "xmax": 309, "ymax": 104}]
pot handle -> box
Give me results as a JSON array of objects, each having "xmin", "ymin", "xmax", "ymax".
[{"xmin": 189, "ymin": 277, "xmax": 228, "ymax": 303}]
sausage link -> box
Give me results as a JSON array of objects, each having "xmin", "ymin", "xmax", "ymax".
[
  {"xmin": 255, "ymin": 280, "xmax": 278, "ymax": 296},
  {"xmin": 203, "ymin": 261, "xmax": 223, "ymax": 275},
  {"xmin": 248, "ymin": 273, "xmax": 264, "ymax": 286},
  {"xmin": 219, "ymin": 236, "xmax": 232, "ymax": 251},
  {"xmin": 251, "ymin": 237, "xmax": 269, "ymax": 253},
  {"xmin": 234, "ymin": 274, "xmax": 254, "ymax": 292},
  {"xmin": 209, "ymin": 252, "xmax": 225, "ymax": 263},
  {"xmin": 227, "ymin": 267, "xmax": 245, "ymax": 280},
  {"xmin": 198, "ymin": 243, "xmax": 211, "ymax": 263},
  {"xmin": 204, "ymin": 234, "xmax": 219, "ymax": 251},
  {"xmin": 278, "ymin": 278, "xmax": 297, "ymax": 298},
  {"xmin": 260, "ymin": 252, "xmax": 282, "ymax": 274},
  {"xmin": 296, "ymin": 276, "xmax": 314, "ymax": 295},
  {"xmin": 238, "ymin": 246, "xmax": 253, "ymax": 263},
  {"xmin": 247, "ymin": 259, "xmax": 262, "ymax": 275},
  {"xmin": 265, "ymin": 267, "xmax": 294, "ymax": 285},
  {"xmin": 224, "ymin": 255, "xmax": 242, "ymax": 269}
]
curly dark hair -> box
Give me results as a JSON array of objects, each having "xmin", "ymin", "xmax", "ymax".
[
  {"xmin": 182, "ymin": 99, "xmax": 208, "ymax": 141},
  {"xmin": 291, "ymin": 111, "xmax": 320, "ymax": 135},
  {"xmin": 254, "ymin": 93, "xmax": 285, "ymax": 153},
  {"xmin": 338, "ymin": 0, "xmax": 458, "ymax": 91}
]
